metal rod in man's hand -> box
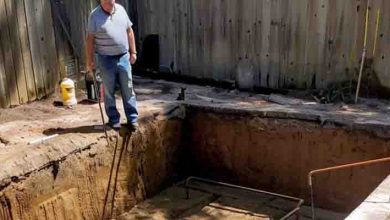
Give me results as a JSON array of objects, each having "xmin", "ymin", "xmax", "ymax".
[{"xmin": 91, "ymin": 69, "xmax": 109, "ymax": 144}]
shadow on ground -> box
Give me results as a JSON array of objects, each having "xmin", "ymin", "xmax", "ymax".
[{"xmin": 43, "ymin": 125, "xmax": 106, "ymax": 135}]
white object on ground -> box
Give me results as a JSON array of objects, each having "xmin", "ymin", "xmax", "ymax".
[{"xmin": 28, "ymin": 134, "xmax": 59, "ymax": 145}]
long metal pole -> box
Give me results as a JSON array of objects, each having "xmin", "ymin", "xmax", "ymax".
[
  {"xmin": 186, "ymin": 177, "xmax": 304, "ymax": 219},
  {"xmin": 372, "ymin": 9, "xmax": 381, "ymax": 56},
  {"xmin": 355, "ymin": 0, "xmax": 371, "ymax": 103},
  {"xmin": 92, "ymin": 70, "xmax": 109, "ymax": 144},
  {"xmin": 187, "ymin": 177, "xmax": 303, "ymax": 202},
  {"xmin": 110, "ymin": 134, "xmax": 131, "ymax": 219},
  {"xmin": 101, "ymin": 136, "xmax": 119, "ymax": 220}
]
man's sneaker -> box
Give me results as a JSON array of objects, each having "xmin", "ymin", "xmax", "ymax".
[{"xmin": 106, "ymin": 122, "xmax": 121, "ymax": 131}]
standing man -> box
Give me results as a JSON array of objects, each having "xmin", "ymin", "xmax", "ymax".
[{"xmin": 86, "ymin": 0, "xmax": 138, "ymax": 131}]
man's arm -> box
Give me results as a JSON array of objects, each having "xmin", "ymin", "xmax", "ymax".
[
  {"xmin": 128, "ymin": 27, "xmax": 137, "ymax": 64},
  {"xmin": 86, "ymin": 33, "xmax": 95, "ymax": 72}
]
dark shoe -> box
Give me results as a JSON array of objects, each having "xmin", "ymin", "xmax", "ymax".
[
  {"xmin": 129, "ymin": 122, "xmax": 139, "ymax": 132},
  {"xmin": 122, "ymin": 122, "xmax": 139, "ymax": 132},
  {"xmin": 119, "ymin": 123, "xmax": 139, "ymax": 137},
  {"xmin": 106, "ymin": 122, "xmax": 121, "ymax": 131}
]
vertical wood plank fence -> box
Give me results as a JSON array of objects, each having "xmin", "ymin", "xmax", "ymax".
[{"xmin": 136, "ymin": 0, "xmax": 390, "ymax": 95}]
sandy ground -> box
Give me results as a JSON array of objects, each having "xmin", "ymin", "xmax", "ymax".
[
  {"xmin": 2, "ymin": 75, "xmax": 390, "ymax": 147},
  {"xmin": 0, "ymin": 76, "xmax": 270, "ymax": 150},
  {"xmin": 2, "ymin": 75, "xmax": 390, "ymax": 169},
  {"xmin": 118, "ymin": 180, "xmax": 347, "ymax": 220}
]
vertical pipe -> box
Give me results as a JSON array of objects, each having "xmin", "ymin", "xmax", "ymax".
[
  {"xmin": 355, "ymin": 0, "xmax": 371, "ymax": 103},
  {"xmin": 308, "ymin": 156, "xmax": 390, "ymax": 220},
  {"xmin": 310, "ymin": 183, "xmax": 315, "ymax": 220},
  {"xmin": 372, "ymin": 9, "xmax": 380, "ymax": 56}
]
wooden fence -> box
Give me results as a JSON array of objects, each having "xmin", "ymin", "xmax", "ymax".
[
  {"xmin": 3, "ymin": 0, "xmax": 390, "ymax": 108},
  {"xmin": 136, "ymin": 0, "xmax": 390, "ymax": 93},
  {"xmin": 0, "ymin": 0, "xmax": 58, "ymax": 108},
  {"xmin": 0, "ymin": 0, "xmax": 137, "ymax": 108}
]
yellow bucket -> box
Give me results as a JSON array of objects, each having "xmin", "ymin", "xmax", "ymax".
[{"xmin": 60, "ymin": 78, "xmax": 77, "ymax": 106}]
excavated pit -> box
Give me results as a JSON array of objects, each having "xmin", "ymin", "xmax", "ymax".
[{"xmin": 1, "ymin": 78, "xmax": 390, "ymax": 219}]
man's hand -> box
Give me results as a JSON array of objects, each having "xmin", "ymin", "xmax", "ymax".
[
  {"xmin": 130, "ymin": 53, "xmax": 137, "ymax": 65},
  {"xmin": 128, "ymin": 27, "xmax": 137, "ymax": 65}
]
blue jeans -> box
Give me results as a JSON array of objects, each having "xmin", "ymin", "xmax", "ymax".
[{"xmin": 97, "ymin": 53, "xmax": 138, "ymax": 125}]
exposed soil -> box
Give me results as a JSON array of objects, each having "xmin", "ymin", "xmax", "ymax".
[
  {"xmin": 2, "ymin": 76, "xmax": 390, "ymax": 219},
  {"xmin": 118, "ymin": 182, "xmax": 346, "ymax": 220}
]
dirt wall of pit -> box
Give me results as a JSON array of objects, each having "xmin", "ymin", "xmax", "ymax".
[
  {"xmin": 184, "ymin": 108, "xmax": 390, "ymax": 213},
  {"xmin": 0, "ymin": 119, "xmax": 183, "ymax": 220},
  {"xmin": 3, "ymin": 102, "xmax": 390, "ymax": 219}
]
